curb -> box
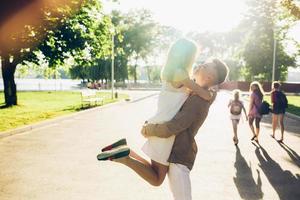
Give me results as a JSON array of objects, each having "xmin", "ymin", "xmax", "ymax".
[
  {"xmin": 0, "ymin": 93, "xmax": 158, "ymax": 140},
  {"xmin": 129, "ymin": 93, "xmax": 158, "ymax": 103},
  {"xmin": 285, "ymin": 112, "xmax": 300, "ymax": 121}
]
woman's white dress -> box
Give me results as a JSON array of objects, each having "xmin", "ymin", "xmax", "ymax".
[{"xmin": 142, "ymin": 81, "xmax": 189, "ymax": 166}]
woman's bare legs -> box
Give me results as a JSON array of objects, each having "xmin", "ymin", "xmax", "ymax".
[
  {"xmin": 249, "ymin": 117, "xmax": 256, "ymax": 139},
  {"xmin": 232, "ymin": 120, "xmax": 238, "ymax": 144},
  {"xmin": 255, "ymin": 117, "xmax": 261, "ymax": 142},
  {"xmin": 249, "ymin": 117, "xmax": 260, "ymax": 142},
  {"xmin": 255, "ymin": 127, "xmax": 260, "ymax": 141},
  {"xmin": 272, "ymin": 114, "xmax": 278, "ymax": 138},
  {"xmin": 279, "ymin": 114, "xmax": 285, "ymax": 142},
  {"xmin": 113, "ymin": 149, "xmax": 168, "ymax": 186}
]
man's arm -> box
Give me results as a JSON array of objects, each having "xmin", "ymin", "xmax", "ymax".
[{"xmin": 142, "ymin": 95, "xmax": 209, "ymax": 138}]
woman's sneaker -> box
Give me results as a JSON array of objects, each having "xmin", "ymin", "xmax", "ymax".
[
  {"xmin": 101, "ymin": 138, "xmax": 127, "ymax": 152},
  {"xmin": 97, "ymin": 145, "xmax": 130, "ymax": 161}
]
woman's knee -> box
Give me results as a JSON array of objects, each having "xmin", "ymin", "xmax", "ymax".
[
  {"xmin": 254, "ymin": 118, "xmax": 261, "ymax": 128},
  {"xmin": 150, "ymin": 160, "xmax": 168, "ymax": 186},
  {"xmin": 148, "ymin": 171, "xmax": 166, "ymax": 186},
  {"xmin": 249, "ymin": 119, "xmax": 254, "ymax": 126},
  {"xmin": 151, "ymin": 177, "xmax": 165, "ymax": 186}
]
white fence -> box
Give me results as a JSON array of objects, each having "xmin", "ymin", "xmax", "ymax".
[{"xmin": 0, "ymin": 79, "xmax": 82, "ymax": 91}]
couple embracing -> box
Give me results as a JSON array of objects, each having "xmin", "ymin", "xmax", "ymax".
[{"xmin": 97, "ymin": 38, "xmax": 229, "ymax": 200}]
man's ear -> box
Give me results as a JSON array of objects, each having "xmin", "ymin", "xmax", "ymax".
[
  {"xmin": 207, "ymin": 75, "xmax": 216, "ymax": 87},
  {"xmin": 206, "ymin": 75, "xmax": 213, "ymax": 83}
]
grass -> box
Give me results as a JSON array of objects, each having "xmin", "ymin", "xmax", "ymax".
[
  {"xmin": 265, "ymin": 95, "xmax": 300, "ymax": 116},
  {"xmin": 0, "ymin": 91, "xmax": 128, "ymax": 132}
]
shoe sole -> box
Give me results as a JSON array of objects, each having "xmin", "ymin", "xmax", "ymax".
[
  {"xmin": 101, "ymin": 138, "xmax": 127, "ymax": 152},
  {"xmin": 97, "ymin": 146, "xmax": 130, "ymax": 161}
]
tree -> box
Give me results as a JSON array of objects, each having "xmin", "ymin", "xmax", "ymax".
[
  {"xmin": 145, "ymin": 25, "xmax": 182, "ymax": 82},
  {"xmin": 28, "ymin": 0, "xmax": 112, "ymax": 80},
  {"xmin": 238, "ymin": 0, "xmax": 296, "ymax": 81},
  {"xmin": 0, "ymin": 0, "xmax": 83, "ymax": 106},
  {"xmin": 281, "ymin": 0, "xmax": 300, "ymax": 19},
  {"xmin": 187, "ymin": 30, "xmax": 245, "ymax": 80},
  {"xmin": 123, "ymin": 9, "xmax": 160, "ymax": 83}
]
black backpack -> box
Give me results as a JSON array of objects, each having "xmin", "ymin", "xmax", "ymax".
[
  {"xmin": 258, "ymin": 101, "xmax": 271, "ymax": 115},
  {"xmin": 278, "ymin": 92, "xmax": 288, "ymax": 108}
]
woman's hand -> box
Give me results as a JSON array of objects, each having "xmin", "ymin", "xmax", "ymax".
[
  {"xmin": 210, "ymin": 90, "xmax": 217, "ymax": 101},
  {"xmin": 141, "ymin": 122, "xmax": 148, "ymax": 138}
]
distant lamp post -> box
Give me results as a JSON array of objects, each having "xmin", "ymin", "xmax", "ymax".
[
  {"xmin": 110, "ymin": 26, "xmax": 115, "ymax": 99},
  {"xmin": 272, "ymin": 37, "xmax": 276, "ymax": 82},
  {"xmin": 272, "ymin": 25, "xmax": 278, "ymax": 82}
]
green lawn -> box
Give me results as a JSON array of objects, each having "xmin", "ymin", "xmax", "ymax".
[
  {"xmin": 265, "ymin": 95, "xmax": 300, "ymax": 116},
  {"xmin": 0, "ymin": 91, "xmax": 128, "ymax": 132}
]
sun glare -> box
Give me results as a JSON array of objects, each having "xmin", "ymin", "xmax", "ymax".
[{"xmin": 104, "ymin": 0, "xmax": 247, "ymax": 33}]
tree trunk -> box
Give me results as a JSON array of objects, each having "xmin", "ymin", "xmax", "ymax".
[
  {"xmin": 134, "ymin": 56, "xmax": 138, "ymax": 84},
  {"xmin": 1, "ymin": 55, "xmax": 17, "ymax": 106},
  {"xmin": 146, "ymin": 66, "xmax": 151, "ymax": 83}
]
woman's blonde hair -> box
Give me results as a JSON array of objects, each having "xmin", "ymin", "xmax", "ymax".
[
  {"xmin": 249, "ymin": 81, "xmax": 264, "ymax": 100},
  {"xmin": 161, "ymin": 38, "xmax": 198, "ymax": 81},
  {"xmin": 232, "ymin": 89, "xmax": 241, "ymax": 101}
]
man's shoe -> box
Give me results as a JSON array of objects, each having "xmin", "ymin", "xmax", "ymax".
[
  {"xmin": 97, "ymin": 145, "xmax": 130, "ymax": 161},
  {"xmin": 101, "ymin": 138, "xmax": 127, "ymax": 152}
]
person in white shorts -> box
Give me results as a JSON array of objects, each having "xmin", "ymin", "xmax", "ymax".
[{"xmin": 228, "ymin": 89, "xmax": 248, "ymax": 145}]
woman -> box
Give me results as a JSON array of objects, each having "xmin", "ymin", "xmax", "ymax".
[
  {"xmin": 271, "ymin": 81, "xmax": 288, "ymax": 143},
  {"xmin": 228, "ymin": 89, "xmax": 248, "ymax": 145},
  {"xmin": 248, "ymin": 81, "xmax": 264, "ymax": 143},
  {"xmin": 98, "ymin": 38, "xmax": 213, "ymax": 187}
]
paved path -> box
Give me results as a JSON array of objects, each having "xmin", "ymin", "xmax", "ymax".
[{"xmin": 0, "ymin": 91, "xmax": 299, "ymax": 200}]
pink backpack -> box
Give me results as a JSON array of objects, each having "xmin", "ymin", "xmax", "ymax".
[{"xmin": 230, "ymin": 100, "xmax": 243, "ymax": 115}]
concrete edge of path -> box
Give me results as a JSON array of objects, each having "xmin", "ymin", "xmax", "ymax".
[
  {"xmin": 0, "ymin": 93, "xmax": 158, "ymax": 140},
  {"xmin": 285, "ymin": 112, "xmax": 300, "ymax": 121}
]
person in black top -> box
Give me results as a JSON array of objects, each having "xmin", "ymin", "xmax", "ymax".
[{"xmin": 271, "ymin": 81, "xmax": 288, "ymax": 143}]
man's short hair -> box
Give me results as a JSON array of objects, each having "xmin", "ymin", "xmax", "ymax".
[{"xmin": 212, "ymin": 58, "xmax": 229, "ymax": 85}]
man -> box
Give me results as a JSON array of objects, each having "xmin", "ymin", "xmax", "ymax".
[
  {"xmin": 98, "ymin": 59, "xmax": 229, "ymax": 200},
  {"xmin": 141, "ymin": 59, "xmax": 229, "ymax": 200}
]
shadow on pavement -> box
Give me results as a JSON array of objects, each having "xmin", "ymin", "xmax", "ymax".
[
  {"xmin": 255, "ymin": 146, "xmax": 300, "ymax": 200},
  {"xmin": 277, "ymin": 142, "xmax": 300, "ymax": 168},
  {"xmin": 233, "ymin": 146, "xmax": 263, "ymax": 200},
  {"xmin": 261, "ymin": 114, "xmax": 300, "ymax": 137},
  {"xmin": 0, "ymin": 104, "xmax": 10, "ymax": 109}
]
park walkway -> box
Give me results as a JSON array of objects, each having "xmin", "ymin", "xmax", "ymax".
[{"xmin": 0, "ymin": 91, "xmax": 299, "ymax": 200}]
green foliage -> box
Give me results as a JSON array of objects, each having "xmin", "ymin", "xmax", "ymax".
[
  {"xmin": 238, "ymin": 0, "xmax": 297, "ymax": 81},
  {"xmin": 187, "ymin": 0, "xmax": 299, "ymax": 81},
  {"xmin": 69, "ymin": 65, "xmax": 88, "ymax": 82},
  {"xmin": 147, "ymin": 65, "xmax": 162, "ymax": 83},
  {"xmin": 224, "ymin": 59, "xmax": 242, "ymax": 81},
  {"xmin": 281, "ymin": 0, "xmax": 300, "ymax": 19},
  {"xmin": 121, "ymin": 9, "xmax": 160, "ymax": 82},
  {"xmin": 25, "ymin": 0, "xmax": 112, "ymax": 74}
]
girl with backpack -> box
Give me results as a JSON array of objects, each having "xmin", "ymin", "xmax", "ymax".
[
  {"xmin": 248, "ymin": 81, "xmax": 264, "ymax": 144},
  {"xmin": 228, "ymin": 89, "xmax": 248, "ymax": 145},
  {"xmin": 271, "ymin": 81, "xmax": 288, "ymax": 143}
]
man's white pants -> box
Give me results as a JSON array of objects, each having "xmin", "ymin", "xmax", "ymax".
[{"xmin": 168, "ymin": 163, "xmax": 192, "ymax": 200}]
